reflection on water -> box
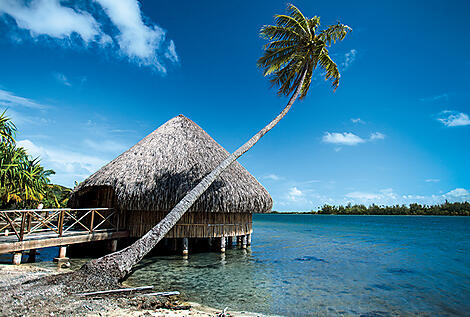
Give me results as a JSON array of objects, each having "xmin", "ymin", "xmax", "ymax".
[{"xmin": 17, "ymin": 215, "xmax": 470, "ymax": 316}]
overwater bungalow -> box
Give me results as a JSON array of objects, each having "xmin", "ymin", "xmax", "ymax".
[{"xmin": 68, "ymin": 114, "xmax": 272, "ymax": 254}]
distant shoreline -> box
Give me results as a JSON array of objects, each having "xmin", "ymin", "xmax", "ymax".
[
  {"xmin": 264, "ymin": 212, "xmax": 469, "ymax": 216},
  {"xmin": 265, "ymin": 201, "xmax": 470, "ymax": 216}
]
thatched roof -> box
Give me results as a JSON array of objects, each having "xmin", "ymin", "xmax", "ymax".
[{"xmin": 70, "ymin": 115, "xmax": 272, "ymax": 213}]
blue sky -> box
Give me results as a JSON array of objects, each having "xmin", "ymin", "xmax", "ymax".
[{"xmin": 0, "ymin": 0, "xmax": 469, "ymax": 211}]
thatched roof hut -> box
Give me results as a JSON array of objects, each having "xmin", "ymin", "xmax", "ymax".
[{"xmin": 69, "ymin": 115, "xmax": 272, "ymax": 241}]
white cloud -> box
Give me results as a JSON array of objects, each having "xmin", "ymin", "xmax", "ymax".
[
  {"xmin": 444, "ymin": 188, "xmax": 470, "ymax": 200},
  {"xmin": 53, "ymin": 72, "xmax": 71, "ymax": 86},
  {"xmin": 425, "ymin": 179, "xmax": 440, "ymax": 183},
  {"xmin": 420, "ymin": 93, "xmax": 449, "ymax": 102},
  {"xmin": 0, "ymin": 88, "xmax": 49, "ymax": 109},
  {"xmin": 0, "ymin": 0, "xmax": 109, "ymax": 43},
  {"xmin": 286, "ymin": 187, "xmax": 304, "ymax": 202},
  {"xmin": 351, "ymin": 118, "xmax": 364, "ymax": 124},
  {"xmin": 322, "ymin": 132, "xmax": 365, "ymax": 146},
  {"xmin": 437, "ymin": 111, "xmax": 470, "ymax": 127},
  {"xmin": 95, "ymin": 0, "xmax": 167, "ymax": 71},
  {"xmin": 0, "ymin": 0, "xmax": 178, "ymax": 72},
  {"xmin": 264, "ymin": 174, "xmax": 282, "ymax": 181},
  {"xmin": 83, "ymin": 139, "xmax": 127, "ymax": 153},
  {"xmin": 346, "ymin": 188, "xmax": 397, "ymax": 201},
  {"xmin": 17, "ymin": 139, "xmax": 107, "ymax": 186},
  {"xmin": 369, "ymin": 132, "xmax": 385, "ymax": 140},
  {"xmin": 342, "ymin": 49, "xmax": 357, "ymax": 69},
  {"xmin": 165, "ymin": 40, "xmax": 178, "ymax": 63}
]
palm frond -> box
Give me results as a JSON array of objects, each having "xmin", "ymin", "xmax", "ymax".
[
  {"xmin": 258, "ymin": 4, "xmax": 350, "ymax": 96},
  {"xmin": 318, "ymin": 22, "xmax": 352, "ymax": 46},
  {"xmin": 286, "ymin": 4, "xmax": 311, "ymax": 36}
]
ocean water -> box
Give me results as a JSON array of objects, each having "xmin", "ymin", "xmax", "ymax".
[{"xmin": 125, "ymin": 214, "xmax": 470, "ymax": 316}]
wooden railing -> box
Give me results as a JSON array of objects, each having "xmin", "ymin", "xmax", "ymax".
[{"xmin": 0, "ymin": 208, "xmax": 120, "ymax": 242}]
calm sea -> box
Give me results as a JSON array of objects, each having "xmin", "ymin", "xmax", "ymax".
[
  {"xmin": 12, "ymin": 214, "xmax": 470, "ymax": 316},
  {"xmin": 126, "ymin": 214, "xmax": 470, "ymax": 316}
]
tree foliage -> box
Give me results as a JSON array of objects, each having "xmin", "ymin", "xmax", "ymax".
[
  {"xmin": 315, "ymin": 202, "xmax": 470, "ymax": 216},
  {"xmin": 257, "ymin": 4, "xmax": 351, "ymax": 98},
  {"xmin": 0, "ymin": 110, "xmax": 56, "ymax": 209}
]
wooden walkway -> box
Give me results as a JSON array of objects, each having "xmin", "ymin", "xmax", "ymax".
[{"xmin": 0, "ymin": 208, "xmax": 128, "ymax": 255}]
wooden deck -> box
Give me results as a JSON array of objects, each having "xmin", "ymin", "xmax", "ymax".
[
  {"xmin": 0, "ymin": 229, "xmax": 128, "ymax": 253},
  {"xmin": 0, "ymin": 208, "xmax": 128, "ymax": 255}
]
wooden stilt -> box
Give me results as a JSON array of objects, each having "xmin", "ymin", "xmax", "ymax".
[
  {"xmin": 107, "ymin": 239, "xmax": 118, "ymax": 253},
  {"xmin": 27, "ymin": 249, "xmax": 37, "ymax": 263},
  {"xmin": 59, "ymin": 246, "xmax": 67, "ymax": 258},
  {"xmin": 242, "ymin": 235, "xmax": 247, "ymax": 249},
  {"xmin": 182, "ymin": 238, "xmax": 189, "ymax": 256},
  {"xmin": 12, "ymin": 252, "xmax": 22, "ymax": 265},
  {"xmin": 220, "ymin": 236, "xmax": 226, "ymax": 253},
  {"xmin": 227, "ymin": 236, "xmax": 233, "ymax": 248},
  {"xmin": 247, "ymin": 234, "xmax": 252, "ymax": 246},
  {"xmin": 54, "ymin": 246, "xmax": 68, "ymax": 263},
  {"xmin": 236, "ymin": 236, "xmax": 241, "ymax": 246}
]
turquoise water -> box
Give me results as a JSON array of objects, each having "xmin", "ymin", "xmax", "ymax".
[{"xmin": 126, "ymin": 214, "xmax": 470, "ymax": 316}]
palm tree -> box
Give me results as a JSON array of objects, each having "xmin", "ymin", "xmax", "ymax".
[
  {"xmin": 0, "ymin": 110, "xmax": 54, "ymax": 206},
  {"xmin": 81, "ymin": 4, "xmax": 351, "ymax": 282},
  {"xmin": 0, "ymin": 110, "xmax": 16, "ymax": 145},
  {"xmin": 0, "ymin": 143, "xmax": 54, "ymax": 205}
]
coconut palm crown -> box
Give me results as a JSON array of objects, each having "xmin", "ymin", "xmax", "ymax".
[{"xmin": 257, "ymin": 4, "xmax": 351, "ymax": 98}]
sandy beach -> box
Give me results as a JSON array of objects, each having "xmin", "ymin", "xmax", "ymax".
[{"xmin": 0, "ymin": 264, "xmax": 263, "ymax": 317}]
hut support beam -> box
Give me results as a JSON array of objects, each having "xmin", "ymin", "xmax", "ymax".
[
  {"xmin": 27, "ymin": 249, "xmax": 37, "ymax": 263},
  {"xmin": 227, "ymin": 236, "xmax": 233, "ymax": 248},
  {"xmin": 12, "ymin": 252, "xmax": 22, "ymax": 265},
  {"xmin": 182, "ymin": 238, "xmax": 189, "ymax": 256},
  {"xmin": 59, "ymin": 246, "xmax": 67, "ymax": 258},
  {"xmin": 54, "ymin": 246, "xmax": 68, "ymax": 263},
  {"xmin": 220, "ymin": 237, "xmax": 226, "ymax": 253},
  {"xmin": 247, "ymin": 234, "xmax": 252, "ymax": 246},
  {"xmin": 107, "ymin": 239, "xmax": 118, "ymax": 253},
  {"xmin": 242, "ymin": 235, "xmax": 247, "ymax": 249}
]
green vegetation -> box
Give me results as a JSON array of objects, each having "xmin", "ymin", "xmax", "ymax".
[
  {"xmin": 315, "ymin": 202, "xmax": 470, "ymax": 216},
  {"xmin": 0, "ymin": 110, "xmax": 70, "ymax": 209}
]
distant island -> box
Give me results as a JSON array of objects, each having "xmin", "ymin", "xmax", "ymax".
[{"xmin": 268, "ymin": 201, "xmax": 470, "ymax": 216}]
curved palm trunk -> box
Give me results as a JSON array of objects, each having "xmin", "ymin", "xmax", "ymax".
[{"xmin": 81, "ymin": 70, "xmax": 307, "ymax": 281}]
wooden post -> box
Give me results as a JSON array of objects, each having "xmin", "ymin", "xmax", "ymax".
[
  {"xmin": 182, "ymin": 238, "xmax": 189, "ymax": 256},
  {"xmin": 236, "ymin": 236, "xmax": 241, "ymax": 246},
  {"xmin": 19, "ymin": 213, "xmax": 26, "ymax": 241},
  {"xmin": 26, "ymin": 213, "xmax": 32, "ymax": 233},
  {"xmin": 58, "ymin": 210, "xmax": 65, "ymax": 237},
  {"xmin": 227, "ymin": 236, "xmax": 233, "ymax": 248},
  {"xmin": 12, "ymin": 252, "xmax": 22, "ymax": 265},
  {"xmin": 242, "ymin": 235, "xmax": 247, "ymax": 249},
  {"xmin": 247, "ymin": 233, "xmax": 252, "ymax": 246},
  {"xmin": 108, "ymin": 239, "xmax": 118, "ymax": 253},
  {"xmin": 220, "ymin": 236, "xmax": 226, "ymax": 253},
  {"xmin": 89, "ymin": 210, "xmax": 95, "ymax": 233},
  {"xmin": 54, "ymin": 246, "xmax": 68, "ymax": 263},
  {"xmin": 27, "ymin": 249, "xmax": 37, "ymax": 263},
  {"xmin": 58, "ymin": 246, "xmax": 67, "ymax": 258}
]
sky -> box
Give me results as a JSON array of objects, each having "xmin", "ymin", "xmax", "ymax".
[{"xmin": 0, "ymin": 0, "xmax": 469, "ymax": 211}]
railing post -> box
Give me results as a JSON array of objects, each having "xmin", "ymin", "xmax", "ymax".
[
  {"xmin": 90, "ymin": 210, "xmax": 95, "ymax": 233},
  {"xmin": 19, "ymin": 212, "xmax": 26, "ymax": 241},
  {"xmin": 115, "ymin": 210, "xmax": 120, "ymax": 231},
  {"xmin": 58, "ymin": 210, "xmax": 65, "ymax": 237},
  {"xmin": 26, "ymin": 213, "xmax": 32, "ymax": 233}
]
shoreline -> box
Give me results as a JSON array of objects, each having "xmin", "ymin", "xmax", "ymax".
[{"xmin": 0, "ymin": 264, "xmax": 268, "ymax": 317}]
